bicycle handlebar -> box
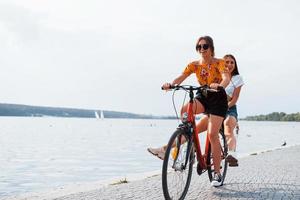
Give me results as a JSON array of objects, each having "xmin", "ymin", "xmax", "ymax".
[{"xmin": 161, "ymin": 85, "xmax": 221, "ymax": 92}]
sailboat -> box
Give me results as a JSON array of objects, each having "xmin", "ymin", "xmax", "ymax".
[
  {"xmin": 100, "ymin": 110, "xmax": 104, "ymax": 119},
  {"xmin": 95, "ymin": 111, "xmax": 100, "ymax": 119}
]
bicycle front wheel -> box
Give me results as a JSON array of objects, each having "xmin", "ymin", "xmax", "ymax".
[
  {"xmin": 207, "ymin": 129, "xmax": 228, "ymax": 185},
  {"xmin": 162, "ymin": 129, "xmax": 194, "ymax": 200}
]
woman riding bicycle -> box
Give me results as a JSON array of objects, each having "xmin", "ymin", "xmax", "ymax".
[
  {"xmin": 223, "ymin": 54, "xmax": 244, "ymax": 165},
  {"xmin": 195, "ymin": 54, "xmax": 244, "ymax": 166},
  {"xmin": 149, "ymin": 36, "xmax": 230, "ymax": 187}
]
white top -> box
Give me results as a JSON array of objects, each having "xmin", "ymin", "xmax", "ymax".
[{"xmin": 225, "ymin": 75, "xmax": 244, "ymax": 98}]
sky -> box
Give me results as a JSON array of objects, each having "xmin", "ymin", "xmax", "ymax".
[{"xmin": 0, "ymin": 0, "xmax": 299, "ymax": 118}]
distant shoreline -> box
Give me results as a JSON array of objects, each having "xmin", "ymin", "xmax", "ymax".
[
  {"xmin": 1, "ymin": 103, "xmax": 299, "ymax": 122},
  {"xmin": 241, "ymin": 111, "xmax": 300, "ymax": 122},
  {"xmin": 0, "ymin": 103, "xmax": 176, "ymax": 120}
]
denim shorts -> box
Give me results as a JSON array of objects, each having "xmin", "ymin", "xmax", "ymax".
[{"xmin": 226, "ymin": 105, "xmax": 238, "ymax": 120}]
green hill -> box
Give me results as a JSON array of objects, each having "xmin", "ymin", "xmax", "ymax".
[
  {"xmin": 0, "ymin": 103, "xmax": 175, "ymax": 119},
  {"xmin": 243, "ymin": 112, "xmax": 300, "ymax": 122}
]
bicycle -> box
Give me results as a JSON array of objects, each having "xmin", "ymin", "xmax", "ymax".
[{"xmin": 161, "ymin": 85, "xmax": 228, "ymax": 200}]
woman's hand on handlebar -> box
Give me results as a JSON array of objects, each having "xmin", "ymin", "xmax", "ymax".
[
  {"xmin": 162, "ymin": 83, "xmax": 173, "ymax": 90},
  {"xmin": 209, "ymin": 83, "xmax": 224, "ymax": 91},
  {"xmin": 209, "ymin": 83, "xmax": 219, "ymax": 90}
]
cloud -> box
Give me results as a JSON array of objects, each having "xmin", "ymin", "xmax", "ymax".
[{"xmin": 0, "ymin": 3, "xmax": 42, "ymax": 46}]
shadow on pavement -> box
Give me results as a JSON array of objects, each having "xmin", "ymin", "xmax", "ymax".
[{"xmin": 212, "ymin": 182, "xmax": 300, "ymax": 199}]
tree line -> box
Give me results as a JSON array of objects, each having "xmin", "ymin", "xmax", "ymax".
[{"xmin": 243, "ymin": 112, "xmax": 300, "ymax": 122}]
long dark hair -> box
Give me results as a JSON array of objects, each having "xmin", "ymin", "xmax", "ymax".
[
  {"xmin": 195, "ymin": 36, "xmax": 215, "ymax": 57},
  {"xmin": 223, "ymin": 54, "xmax": 239, "ymax": 76}
]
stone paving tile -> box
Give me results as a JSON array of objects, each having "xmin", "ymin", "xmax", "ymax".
[{"xmin": 54, "ymin": 145, "xmax": 300, "ymax": 200}]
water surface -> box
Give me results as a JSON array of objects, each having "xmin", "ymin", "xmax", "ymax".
[{"xmin": 0, "ymin": 117, "xmax": 299, "ymax": 198}]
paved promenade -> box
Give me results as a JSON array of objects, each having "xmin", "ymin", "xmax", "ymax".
[{"xmin": 52, "ymin": 145, "xmax": 300, "ymax": 200}]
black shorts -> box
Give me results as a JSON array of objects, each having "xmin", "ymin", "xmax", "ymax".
[{"xmin": 195, "ymin": 88, "xmax": 228, "ymax": 118}]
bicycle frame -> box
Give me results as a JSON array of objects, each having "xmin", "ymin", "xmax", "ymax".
[
  {"xmin": 161, "ymin": 85, "xmax": 228, "ymax": 200},
  {"xmin": 168, "ymin": 85, "xmax": 218, "ymax": 171},
  {"xmin": 185, "ymin": 86, "xmax": 210, "ymax": 171}
]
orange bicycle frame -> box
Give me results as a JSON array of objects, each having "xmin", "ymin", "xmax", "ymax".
[{"xmin": 187, "ymin": 99, "xmax": 208, "ymax": 169}]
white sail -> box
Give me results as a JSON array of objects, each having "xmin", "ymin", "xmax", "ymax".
[
  {"xmin": 100, "ymin": 110, "xmax": 104, "ymax": 119},
  {"xmin": 95, "ymin": 111, "xmax": 100, "ymax": 119}
]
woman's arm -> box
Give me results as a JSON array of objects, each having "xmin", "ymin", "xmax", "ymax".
[
  {"xmin": 171, "ymin": 73, "xmax": 189, "ymax": 86},
  {"xmin": 228, "ymin": 86, "xmax": 242, "ymax": 108},
  {"xmin": 210, "ymin": 72, "xmax": 230, "ymax": 89},
  {"xmin": 219, "ymin": 72, "xmax": 230, "ymax": 88},
  {"xmin": 162, "ymin": 73, "xmax": 189, "ymax": 89}
]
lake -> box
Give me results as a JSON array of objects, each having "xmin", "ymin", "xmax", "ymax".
[{"xmin": 0, "ymin": 117, "xmax": 300, "ymax": 198}]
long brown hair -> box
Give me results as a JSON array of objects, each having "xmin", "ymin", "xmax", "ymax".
[
  {"xmin": 223, "ymin": 54, "xmax": 240, "ymax": 76},
  {"xmin": 195, "ymin": 36, "xmax": 215, "ymax": 57}
]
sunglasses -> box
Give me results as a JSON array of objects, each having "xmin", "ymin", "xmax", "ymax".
[
  {"xmin": 225, "ymin": 60, "xmax": 235, "ymax": 64},
  {"xmin": 196, "ymin": 44, "xmax": 210, "ymax": 51}
]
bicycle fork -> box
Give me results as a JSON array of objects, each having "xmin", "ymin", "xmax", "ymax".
[{"xmin": 171, "ymin": 125, "xmax": 195, "ymax": 172}]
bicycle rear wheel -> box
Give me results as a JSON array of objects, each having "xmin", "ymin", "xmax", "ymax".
[
  {"xmin": 162, "ymin": 129, "xmax": 194, "ymax": 200},
  {"xmin": 207, "ymin": 129, "xmax": 228, "ymax": 185}
]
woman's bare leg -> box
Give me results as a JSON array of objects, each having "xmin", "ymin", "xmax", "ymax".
[
  {"xmin": 207, "ymin": 114, "xmax": 224, "ymax": 174},
  {"xmin": 224, "ymin": 116, "xmax": 237, "ymax": 151},
  {"xmin": 196, "ymin": 115, "xmax": 208, "ymax": 134},
  {"xmin": 181, "ymin": 99, "xmax": 205, "ymax": 116}
]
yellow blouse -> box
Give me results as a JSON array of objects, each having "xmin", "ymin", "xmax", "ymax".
[{"xmin": 183, "ymin": 59, "xmax": 227, "ymax": 85}]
